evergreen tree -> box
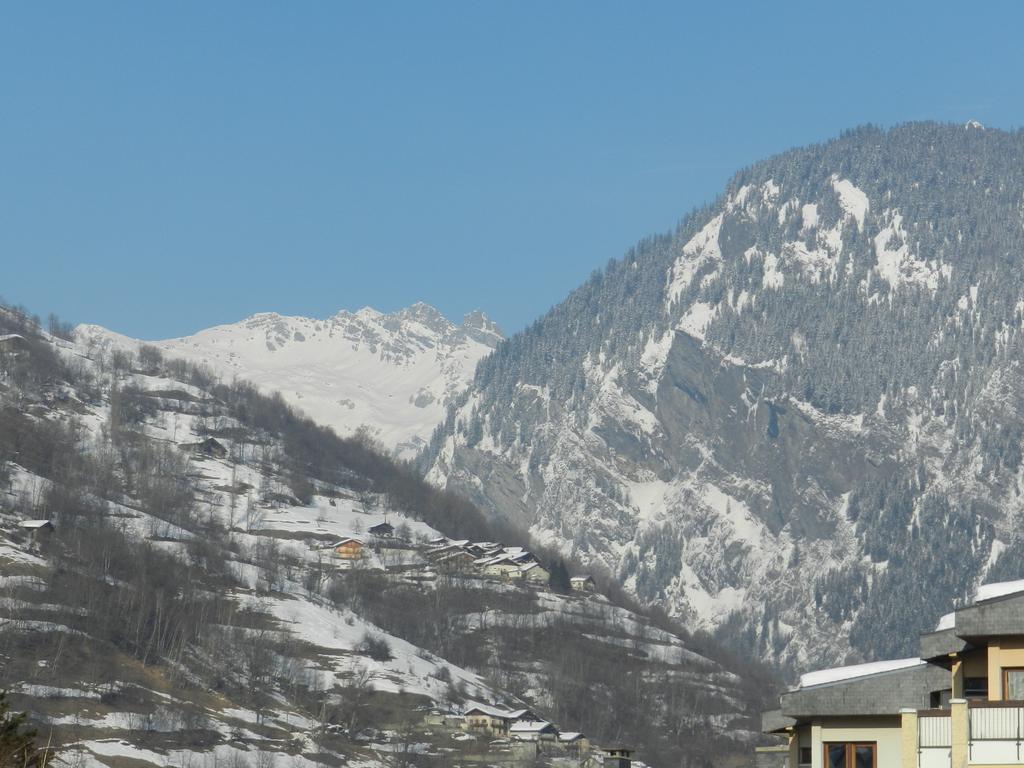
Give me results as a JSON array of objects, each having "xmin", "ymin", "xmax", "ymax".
[{"xmin": 0, "ymin": 693, "xmax": 50, "ymax": 768}]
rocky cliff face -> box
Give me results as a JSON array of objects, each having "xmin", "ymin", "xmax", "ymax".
[{"xmin": 425, "ymin": 122, "xmax": 1024, "ymax": 673}]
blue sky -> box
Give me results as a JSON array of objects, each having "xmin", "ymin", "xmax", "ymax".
[{"xmin": 2, "ymin": 2, "xmax": 1023, "ymax": 339}]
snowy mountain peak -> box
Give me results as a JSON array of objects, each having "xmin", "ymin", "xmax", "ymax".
[
  {"xmin": 76, "ymin": 302, "xmax": 503, "ymax": 458},
  {"xmin": 462, "ymin": 309, "xmax": 504, "ymax": 346}
]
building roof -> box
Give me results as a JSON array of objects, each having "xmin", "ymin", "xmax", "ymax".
[
  {"xmin": 976, "ymin": 579, "xmax": 1024, "ymax": 603},
  {"xmin": 761, "ymin": 710, "xmax": 796, "ymax": 735},
  {"xmin": 435, "ymin": 550, "xmax": 474, "ymax": 563},
  {"xmin": 463, "ymin": 704, "xmax": 534, "ymax": 720},
  {"xmin": 510, "ymin": 720, "xmax": 556, "ymax": 733},
  {"xmin": 482, "ymin": 554, "xmax": 517, "ymax": 566},
  {"xmin": 780, "ymin": 658, "xmax": 946, "ymax": 718},
  {"xmin": 17, "ymin": 519, "xmax": 53, "ymax": 530},
  {"xmin": 570, "ymin": 575, "xmax": 594, "ymax": 583},
  {"xmin": 559, "ymin": 732, "xmax": 585, "ymax": 742},
  {"xmin": 921, "ymin": 579, "xmax": 1024, "ymax": 651},
  {"xmin": 520, "ymin": 562, "xmax": 545, "ymax": 573},
  {"xmin": 333, "ymin": 537, "xmax": 363, "ymax": 547},
  {"xmin": 796, "ymin": 657, "xmax": 923, "ymax": 690}
]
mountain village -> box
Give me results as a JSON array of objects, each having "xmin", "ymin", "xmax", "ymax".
[{"xmin": 321, "ymin": 522, "xmax": 596, "ymax": 593}]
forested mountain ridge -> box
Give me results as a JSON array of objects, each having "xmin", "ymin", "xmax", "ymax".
[
  {"xmin": 0, "ymin": 304, "xmax": 771, "ymax": 768},
  {"xmin": 423, "ymin": 121, "xmax": 1024, "ymax": 675}
]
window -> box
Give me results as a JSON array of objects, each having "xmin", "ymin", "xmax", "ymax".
[
  {"xmin": 930, "ymin": 688, "xmax": 952, "ymax": 708},
  {"xmin": 824, "ymin": 743, "xmax": 876, "ymax": 768},
  {"xmin": 799, "ymin": 746, "xmax": 812, "ymax": 766},
  {"xmin": 965, "ymin": 676, "xmax": 989, "ymax": 699},
  {"xmin": 1005, "ymin": 668, "xmax": 1024, "ymax": 700}
]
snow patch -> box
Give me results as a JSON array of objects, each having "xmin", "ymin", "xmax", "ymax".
[
  {"xmin": 667, "ymin": 214, "xmax": 723, "ymax": 306},
  {"xmin": 831, "ymin": 176, "xmax": 869, "ymax": 230}
]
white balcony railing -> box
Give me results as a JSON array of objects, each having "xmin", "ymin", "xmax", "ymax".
[
  {"xmin": 970, "ymin": 704, "xmax": 1024, "ymax": 765},
  {"xmin": 919, "ymin": 712, "xmax": 952, "ymax": 768}
]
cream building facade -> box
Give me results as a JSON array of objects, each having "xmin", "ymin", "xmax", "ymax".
[{"xmin": 761, "ymin": 580, "xmax": 1024, "ymax": 768}]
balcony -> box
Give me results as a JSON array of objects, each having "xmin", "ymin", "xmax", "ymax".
[{"xmin": 968, "ymin": 702, "xmax": 1024, "ymax": 764}]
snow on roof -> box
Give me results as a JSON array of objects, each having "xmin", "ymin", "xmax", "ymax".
[
  {"xmin": 510, "ymin": 720, "xmax": 554, "ymax": 733},
  {"xmin": 797, "ymin": 657, "xmax": 924, "ymax": 689},
  {"xmin": 0, "ymin": 334, "xmax": 26, "ymax": 343},
  {"xmin": 975, "ymin": 580, "xmax": 1024, "ymax": 603},
  {"xmin": 332, "ymin": 537, "xmax": 363, "ymax": 547},
  {"xmin": 17, "ymin": 520, "xmax": 52, "ymax": 530},
  {"xmin": 520, "ymin": 562, "xmax": 542, "ymax": 572},
  {"xmin": 570, "ymin": 575, "xmax": 593, "ymax": 582},
  {"xmin": 482, "ymin": 554, "xmax": 513, "ymax": 566},
  {"xmin": 935, "ymin": 612, "xmax": 955, "ymax": 631},
  {"xmin": 464, "ymin": 704, "xmax": 529, "ymax": 720},
  {"xmin": 559, "ymin": 732, "xmax": 584, "ymax": 742}
]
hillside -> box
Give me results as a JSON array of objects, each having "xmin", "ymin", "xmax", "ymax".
[
  {"xmin": 423, "ymin": 121, "xmax": 1024, "ymax": 675},
  {"xmin": 76, "ymin": 302, "xmax": 503, "ymax": 459},
  {"xmin": 0, "ymin": 304, "xmax": 771, "ymax": 768}
]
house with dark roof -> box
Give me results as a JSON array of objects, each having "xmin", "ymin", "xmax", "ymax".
[
  {"xmin": 368, "ymin": 521, "xmax": 394, "ymax": 538},
  {"xmin": 760, "ymin": 579, "xmax": 1024, "ymax": 768}
]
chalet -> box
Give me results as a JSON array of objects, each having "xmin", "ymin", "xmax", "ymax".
[
  {"xmin": 519, "ymin": 562, "xmax": 550, "ymax": 584},
  {"xmin": 332, "ymin": 538, "xmax": 364, "ymax": 560},
  {"xmin": 571, "ymin": 575, "xmax": 597, "ymax": 592},
  {"xmin": 559, "ymin": 732, "xmax": 590, "ymax": 756},
  {"xmin": 426, "ymin": 543, "xmax": 468, "ymax": 562},
  {"xmin": 17, "ymin": 519, "xmax": 54, "ymax": 547},
  {"xmin": 179, "ymin": 437, "xmax": 228, "ymax": 459},
  {"xmin": 0, "ymin": 334, "xmax": 29, "ymax": 354},
  {"xmin": 462, "ymin": 705, "xmax": 537, "ymax": 737},
  {"xmin": 601, "ymin": 747, "xmax": 633, "ymax": 768},
  {"xmin": 760, "ymin": 578, "xmax": 1024, "ymax": 768},
  {"xmin": 17, "ymin": 519, "xmax": 54, "ymax": 533},
  {"xmin": 435, "ymin": 550, "xmax": 477, "ymax": 572},
  {"xmin": 368, "ymin": 522, "xmax": 394, "ymax": 538},
  {"xmin": 481, "ymin": 555, "xmax": 524, "ymax": 579},
  {"xmin": 509, "ymin": 720, "xmax": 559, "ymax": 742}
]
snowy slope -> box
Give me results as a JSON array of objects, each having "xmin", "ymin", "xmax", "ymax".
[
  {"xmin": 425, "ymin": 123, "xmax": 1024, "ymax": 673},
  {"xmin": 77, "ymin": 303, "xmax": 502, "ymax": 458},
  {"xmin": 2, "ymin": 313, "xmax": 764, "ymax": 767}
]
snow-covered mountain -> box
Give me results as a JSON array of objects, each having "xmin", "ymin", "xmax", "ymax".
[
  {"xmin": 77, "ymin": 302, "xmax": 502, "ymax": 458},
  {"xmin": 424, "ymin": 122, "xmax": 1024, "ymax": 674},
  {"xmin": 0, "ymin": 305, "xmax": 765, "ymax": 768}
]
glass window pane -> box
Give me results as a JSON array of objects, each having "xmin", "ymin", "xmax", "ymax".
[
  {"xmin": 826, "ymin": 745, "xmax": 846, "ymax": 768},
  {"xmin": 855, "ymin": 745, "xmax": 874, "ymax": 768},
  {"xmin": 1007, "ymin": 669, "xmax": 1024, "ymax": 700}
]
